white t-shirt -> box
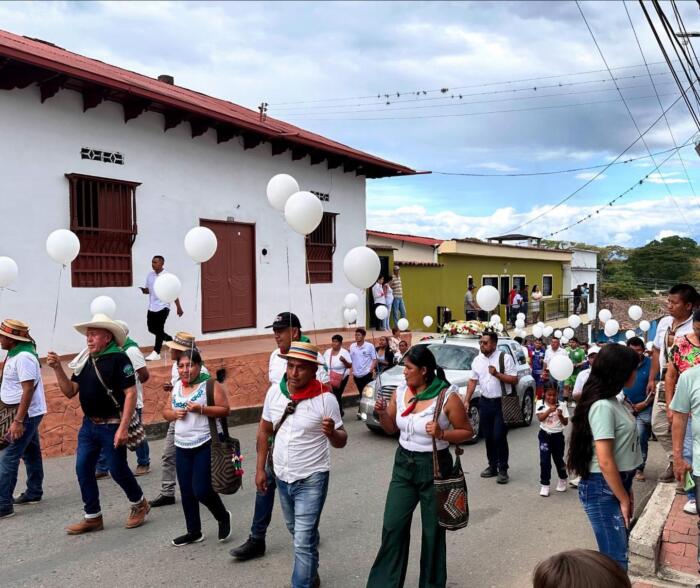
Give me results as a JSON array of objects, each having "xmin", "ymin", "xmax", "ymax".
[
  {"xmin": 349, "ymin": 342, "xmax": 378, "ymax": 377},
  {"xmin": 572, "ymin": 368, "xmax": 591, "ymax": 400},
  {"xmin": 536, "ymin": 399, "xmax": 569, "ymax": 434},
  {"xmin": 385, "ymin": 285, "xmax": 394, "ymax": 306},
  {"xmin": 512, "ymin": 293, "xmax": 523, "ymax": 307},
  {"xmin": 0, "ymin": 351, "xmax": 47, "ymax": 418},
  {"xmin": 171, "ymin": 361, "xmax": 210, "ymax": 386},
  {"xmin": 145, "ymin": 270, "xmax": 171, "ymax": 312},
  {"xmin": 395, "ymin": 381, "xmax": 455, "ymax": 452},
  {"xmin": 654, "ymin": 315, "xmax": 693, "ymax": 371},
  {"xmin": 544, "ymin": 346, "xmax": 568, "ymax": 367},
  {"xmin": 262, "ymin": 383, "xmax": 342, "ymax": 484},
  {"xmin": 323, "ymin": 348, "xmax": 352, "ymax": 377},
  {"xmin": 371, "ymin": 283, "xmax": 386, "ymax": 305},
  {"xmin": 470, "ymin": 350, "xmax": 517, "ymax": 399},
  {"xmin": 124, "ymin": 346, "xmax": 147, "ymax": 409},
  {"xmin": 171, "ymin": 380, "xmax": 210, "ymax": 448},
  {"xmin": 268, "ymin": 349, "xmax": 329, "ymax": 386}
]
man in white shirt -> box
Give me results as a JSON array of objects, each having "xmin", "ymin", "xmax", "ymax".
[
  {"xmin": 257, "ymin": 341, "xmax": 346, "ymax": 588},
  {"xmin": 572, "ymin": 346, "xmax": 600, "ymax": 401},
  {"xmin": 140, "ymin": 255, "xmax": 184, "ymax": 361},
  {"xmin": 465, "ymin": 331, "xmax": 518, "ymax": 484},
  {"xmin": 648, "ymin": 284, "xmax": 699, "ymax": 482},
  {"xmin": 349, "ymin": 328, "xmax": 378, "ymax": 396},
  {"xmin": 544, "ymin": 336, "xmax": 569, "ymax": 400},
  {"xmin": 0, "ymin": 319, "xmax": 46, "ymax": 518}
]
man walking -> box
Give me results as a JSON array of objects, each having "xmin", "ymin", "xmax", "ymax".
[
  {"xmin": 623, "ymin": 337, "xmax": 653, "ymax": 482},
  {"xmin": 231, "ymin": 312, "xmax": 327, "ymax": 562},
  {"xmin": 544, "ymin": 336, "xmax": 569, "ymax": 400},
  {"xmin": 349, "ymin": 328, "xmax": 377, "ymax": 396},
  {"xmin": 390, "ymin": 265, "xmax": 407, "ymax": 325},
  {"xmin": 466, "ymin": 331, "xmax": 518, "ymax": 484},
  {"xmin": 510, "ymin": 286, "xmax": 523, "ymax": 327},
  {"xmin": 258, "ymin": 341, "xmax": 346, "ymax": 587},
  {"xmin": 648, "ymin": 284, "xmax": 699, "ymax": 482},
  {"xmin": 464, "ymin": 283, "xmax": 478, "ymax": 320},
  {"xmin": 46, "ymin": 313, "xmax": 149, "ymax": 533},
  {"xmin": 0, "ymin": 319, "xmax": 46, "ymax": 519},
  {"xmin": 141, "ymin": 255, "xmax": 184, "ymax": 361}
]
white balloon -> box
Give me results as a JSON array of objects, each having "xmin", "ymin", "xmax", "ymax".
[
  {"xmin": 554, "ymin": 329, "xmax": 563, "ymax": 339},
  {"xmin": 543, "ymin": 326, "xmax": 554, "ymax": 337},
  {"xmin": 90, "ymin": 295, "xmax": 116, "ymax": 318},
  {"xmin": 625, "ymin": 329, "xmax": 636, "ymax": 340},
  {"xmin": 549, "ymin": 355, "xmax": 574, "ymax": 381},
  {"xmin": 184, "ymin": 226, "xmax": 218, "ymax": 263},
  {"xmin": 618, "ymin": 340, "xmax": 627, "ymax": 346},
  {"xmin": 563, "ymin": 327, "xmax": 575, "ymax": 339},
  {"xmin": 423, "ymin": 316, "xmax": 434, "ymax": 328},
  {"xmin": 476, "ymin": 285, "xmax": 500, "ymax": 312},
  {"xmin": 343, "ymin": 308, "xmax": 357, "ymax": 324},
  {"xmin": 516, "ymin": 312, "xmax": 525, "ymax": 321},
  {"xmin": 515, "ymin": 319, "xmax": 525, "ymax": 329},
  {"xmin": 46, "ymin": 229, "xmax": 80, "ymax": 265},
  {"xmin": 284, "ymin": 191, "xmax": 324, "ymax": 235},
  {"xmin": 537, "ymin": 322, "xmax": 545, "ymax": 328},
  {"xmin": 0, "ymin": 256, "xmax": 18, "ymax": 288},
  {"xmin": 495, "ymin": 323, "xmax": 504, "ymax": 333},
  {"xmin": 646, "ymin": 341, "xmax": 654, "ymax": 351},
  {"xmin": 532, "ymin": 325, "xmax": 543, "ymax": 338},
  {"xmin": 154, "ymin": 273, "xmax": 182, "ymax": 303},
  {"xmin": 375, "ymin": 305, "xmax": 389, "ymax": 320},
  {"xmin": 604, "ymin": 319, "xmax": 620, "ymax": 338},
  {"xmin": 560, "ymin": 337, "xmax": 569, "ymax": 345},
  {"xmin": 598, "ymin": 308, "xmax": 612, "ymax": 323},
  {"xmin": 628, "ymin": 305, "xmax": 643, "ymax": 321},
  {"xmin": 344, "ymin": 293, "xmax": 359, "ymax": 309},
  {"xmin": 397, "ymin": 318, "xmax": 409, "ymax": 331},
  {"xmin": 639, "ymin": 320, "xmax": 651, "ymax": 333},
  {"xmin": 343, "ymin": 247, "xmax": 381, "ymax": 289},
  {"xmin": 568, "ymin": 314, "xmax": 581, "ymax": 329},
  {"xmin": 489, "ymin": 314, "xmax": 501, "ymax": 325},
  {"xmin": 266, "ymin": 174, "xmax": 299, "ymax": 211}
]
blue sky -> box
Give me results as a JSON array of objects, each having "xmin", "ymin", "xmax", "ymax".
[{"xmin": 3, "ymin": 0, "xmax": 700, "ymax": 246}]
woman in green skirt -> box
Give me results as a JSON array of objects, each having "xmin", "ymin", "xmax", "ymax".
[{"xmin": 367, "ymin": 345, "xmax": 473, "ymax": 588}]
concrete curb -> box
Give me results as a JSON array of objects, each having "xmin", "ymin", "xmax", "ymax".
[
  {"xmin": 629, "ymin": 483, "xmax": 677, "ymax": 578},
  {"xmin": 658, "ymin": 565, "xmax": 699, "ymax": 586}
]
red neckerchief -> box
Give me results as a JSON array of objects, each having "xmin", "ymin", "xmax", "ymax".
[{"xmin": 290, "ymin": 379, "xmax": 330, "ymax": 402}]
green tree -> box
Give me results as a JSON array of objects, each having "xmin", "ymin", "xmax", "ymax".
[{"xmin": 627, "ymin": 236, "xmax": 699, "ymax": 284}]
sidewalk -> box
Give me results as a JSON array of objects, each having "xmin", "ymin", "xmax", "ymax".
[{"xmin": 658, "ymin": 494, "xmax": 698, "ymax": 581}]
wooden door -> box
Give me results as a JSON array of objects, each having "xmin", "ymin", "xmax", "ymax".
[{"xmin": 201, "ymin": 220, "xmax": 256, "ymax": 333}]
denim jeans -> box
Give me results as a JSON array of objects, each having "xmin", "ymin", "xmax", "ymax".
[
  {"xmin": 76, "ymin": 417, "xmax": 144, "ymax": 516},
  {"xmin": 479, "ymin": 397, "xmax": 509, "ymax": 472},
  {"xmin": 684, "ymin": 418, "xmax": 693, "ymax": 499},
  {"xmin": 175, "ymin": 441, "xmax": 228, "ymax": 534},
  {"xmin": 0, "ymin": 414, "xmax": 44, "ymax": 512},
  {"xmin": 578, "ymin": 470, "xmax": 635, "ymax": 570},
  {"xmin": 635, "ymin": 406, "xmax": 652, "ymax": 473},
  {"xmin": 277, "ymin": 471, "xmax": 330, "ymax": 588},
  {"xmin": 392, "ymin": 297, "xmax": 407, "ymax": 325},
  {"xmin": 250, "ymin": 465, "xmax": 277, "ymax": 540},
  {"xmin": 96, "ymin": 408, "xmax": 150, "ymax": 472}
]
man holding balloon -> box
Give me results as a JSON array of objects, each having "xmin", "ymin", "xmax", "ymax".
[{"xmin": 141, "ymin": 256, "xmax": 184, "ymax": 361}]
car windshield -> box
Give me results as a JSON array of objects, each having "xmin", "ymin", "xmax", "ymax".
[{"xmin": 400, "ymin": 344, "xmax": 478, "ymax": 371}]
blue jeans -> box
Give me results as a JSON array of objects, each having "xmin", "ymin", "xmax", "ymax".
[
  {"xmin": 0, "ymin": 414, "xmax": 44, "ymax": 512},
  {"xmin": 479, "ymin": 397, "xmax": 509, "ymax": 472},
  {"xmin": 76, "ymin": 417, "xmax": 144, "ymax": 516},
  {"xmin": 684, "ymin": 418, "xmax": 693, "ymax": 499},
  {"xmin": 277, "ymin": 471, "xmax": 330, "ymax": 588},
  {"xmin": 250, "ymin": 465, "xmax": 277, "ymax": 540},
  {"xmin": 96, "ymin": 408, "xmax": 149, "ymax": 471},
  {"xmin": 391, "ymin": 297, "xmax": 406, "ymax": 325},
  {"xmin": 578, "ymin": 470, "xmax": 635, "ymax": 570},
  {"xmin": 635, "ymin": 406, "xmax": 652, "ymax": 473},
  {"xmin": 175, "ymin": 441, "xmax": 228, "ymax": 534}
]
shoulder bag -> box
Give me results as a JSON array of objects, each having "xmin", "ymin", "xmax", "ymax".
[
  {"xmin": 432, "ymin": 388, "xmax": 469, "ymax": 531},
  {"xmin": 205, "ymin": 379, "xmax": 242, "ymax": 495},
  {"xmin": 92, "ymin": 357, "xmax": 145, "ymax": 451},
  {"xmin": 499, "ymin": 352, "xmax": 524, "ymax": 427},
  {"xmin": 266, "ymin": 398, "xmax": 298, "ymax": 476}
]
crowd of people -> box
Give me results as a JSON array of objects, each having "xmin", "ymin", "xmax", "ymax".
[{"xmin": 1, "ymin": 268, "xmax": 700, "ymax": 586}]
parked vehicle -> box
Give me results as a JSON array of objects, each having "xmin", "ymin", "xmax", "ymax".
[{"xmin": 357, "ymin": 334, "xmax": 536, "ymax": 440}]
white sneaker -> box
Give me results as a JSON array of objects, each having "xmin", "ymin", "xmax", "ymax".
[
  {"xmin": 683, "ymin": 499, "xmax": 697, "ymax": 515},
  {"xmin": 556, "ymin": 479, "xmax": 568, "ymax": 492},
  {"xmin": 569, "ymin": 476, "xmax": 580, "ymax": 488},
  {"xmin": 540, "ymin": 485, "xmax": 550, "ymax": 497},
  {"xmin": 145, "ymin": 351, "xmax": 161, "ymax": 361}
]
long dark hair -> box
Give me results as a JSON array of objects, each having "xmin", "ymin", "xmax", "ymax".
[
  {"xmin": 566, "ymin": 344, "xmax": 639, "ymax": 478},
  {"xmin": 405, "ymin": 345, "xmax": 448, "ymax": 384}
]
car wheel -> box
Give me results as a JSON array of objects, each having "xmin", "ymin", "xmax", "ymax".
[
  {"xmin": 466, "ymin": 401, "xmax": 481, "ymax": 443},
  {"xmin": 521, "ymin": 389, "xmax": 534, "ymax": 426}
]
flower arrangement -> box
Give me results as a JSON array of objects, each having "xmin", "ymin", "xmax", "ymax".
[
  {"xmin": 441, "ymin": 320, "xmax": 489, "ymax": 336},
  {"xmin": 231, "ymin": 450, "xmax": 245, "ymax": 477}
]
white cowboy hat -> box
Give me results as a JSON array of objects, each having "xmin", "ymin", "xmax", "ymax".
[{"xmin": 73, "ymin": 313, "xmax": 127, "ymax": 346}]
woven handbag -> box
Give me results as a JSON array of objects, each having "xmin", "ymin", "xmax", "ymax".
[
  {"xmin": 432, "ymin": 388, "xmax": 469, "ymax": 531},
  {"xmin": 499, "ymin": 352, "xmax": 524, "ymax": 427},
  {"xmin": 206, "ymin": 380, "xmax": 242, "ymax": 495},
  {"xmin": 0, "ymin": 400, "xmax": 19, "ymax": 450}
]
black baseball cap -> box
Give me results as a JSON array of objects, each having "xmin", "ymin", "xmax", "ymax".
[{"xmin": 266, "ymin": 312, "xmax": 302, "ymax": 329}]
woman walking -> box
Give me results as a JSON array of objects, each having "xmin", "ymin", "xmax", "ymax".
[
  {"xmin": 323, "ymin": 334, "xmax": 352, "ymax": 416},
  {"xmin": 163, "ymin": 349, "xmax": 232, "ymax": 546},
  {"xmin": 567, "ymin": 344, "xmax": 642, "ymax": 570},
  {"xmin": 376, "ymin": 336, "xmax": 395, "ymax": 373},
  {"xmin": 531, "ymin": 285, "xmax": 543, "ymax": 324},
  {"xmin": 367, "ymin": 346, "xmax": 473, "ymax": 588}
]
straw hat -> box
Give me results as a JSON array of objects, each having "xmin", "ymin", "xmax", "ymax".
[
  {"xmin": 0, "ymin": 319, "xmax": 32, "ymax": 342},
  {"xmin": 165, "ymin": 331, "xmax": 197, "ymax": 352},
  {"xmin": 278, "ymin": 341, "xmax": 324, "ymax": 365},
  {"xmin": 73, "ymin": 313, "xmax": 127, "ymax": 347}
]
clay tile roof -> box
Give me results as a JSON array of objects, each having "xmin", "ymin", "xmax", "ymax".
[{"xmin": 367, "ymin": 229, "xmax": 443, "ymax": 247}]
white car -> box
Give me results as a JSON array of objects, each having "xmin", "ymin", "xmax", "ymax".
[{"xmin": 357, "ymin": 335, "xmax": 536, "ymax": 440}]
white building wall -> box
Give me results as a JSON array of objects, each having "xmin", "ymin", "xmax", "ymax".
[
  {"xmin": 0, "ymin": 86, "xmax": 368, "ymax": 354},
  {"xmin": 569, "ymin": 250, "xmax": 599, "ymax": 319},
  {"xmin": 366, "ymin": 235, "xmax": 436, "ymax": 263}
]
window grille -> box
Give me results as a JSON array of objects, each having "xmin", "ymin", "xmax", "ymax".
[{"xmin": 306, "ymin": 213, "xmax": 336, "ymax": 284}]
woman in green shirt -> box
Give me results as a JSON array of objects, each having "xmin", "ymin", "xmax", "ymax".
[{"xmin": 567, "ymin": 344, "xmax": 642, "ymax": 571}]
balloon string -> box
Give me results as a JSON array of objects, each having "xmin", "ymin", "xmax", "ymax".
[
  {"xmin": 304, "ymin": 254, "xmax": 325, "ymax": 417},
  {"xmin": 50, "ymin": 265, "xmax": 64, "ymax": 349},
  {"xmin": 194, "ymin": 264, "xmax": 201, "ymax": 314}
]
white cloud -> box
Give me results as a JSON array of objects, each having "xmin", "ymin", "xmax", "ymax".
[
  {"xmin": 470, "ymin": 162, "xmax": 519, "ymax": 172},
  {"xmin": 645, "ymin": 172, "xmax": 688, "ymax": 185},
  {"xmin": 574, "ymin": 172, "xmax": 606, "ymax": 181},
  {"xmin": 655, "ymin": 229, "xmax": 688, "ymax": 240}
]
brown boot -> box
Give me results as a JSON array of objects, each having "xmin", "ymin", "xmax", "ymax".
[
  {"xmin": 126, "ymin": 498, "xmax": 150, "ymax": 529},
  {"xmin": 66, "ymin": 516, "xmax": 104, "ymax": 535},
  {"xmin": 658, "ymin": 462, "xmax": 675, "ymax": 483}
]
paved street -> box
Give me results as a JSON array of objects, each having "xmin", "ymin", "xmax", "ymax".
[{"xmin": 2, "ymin": 415, "xmax": 664, "ymax": 588}]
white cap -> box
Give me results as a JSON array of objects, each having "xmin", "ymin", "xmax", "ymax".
[{"xmin": 587, "ymin": 345, "xmax": 601, "ymax": 355}]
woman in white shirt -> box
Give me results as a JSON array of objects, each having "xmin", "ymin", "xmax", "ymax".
[
  {"xmin": 372, "ymin": 276, "xmax": 387, "ymax": 331},
  {"xmin": 368, "ymin": 346, "xmax": 473, "ymax": 588},
  {"xmin": 323, "ymin": 334, "xmax": 352, "ymax": 416},
  {"xmin": 531, "ymin": 285, "xmax": 543, "ymax": 324},
  {"xmin": 163, "ymin": 349, "xmax": 231, "ymax": 547}
]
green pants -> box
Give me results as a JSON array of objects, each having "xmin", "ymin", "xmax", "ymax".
[{"xmin": 367, "ymin": 446, "xmax": 452, "ymax": 588}]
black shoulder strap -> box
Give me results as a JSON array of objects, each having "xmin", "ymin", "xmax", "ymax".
[
  {"xmin": 206, "ymin": 379, "xmax": 230, "ymax": 442},
  {"xmin": 498, "ymin": 352, "xmax": 509, "ymax": 397}
]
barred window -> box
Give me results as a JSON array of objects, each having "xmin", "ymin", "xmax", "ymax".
[
  {"xmin": 66, "ymin": 173, "xmax": 139, "ymax": 287},
  {"xmin": 306, "ymin": 213, "xmax": 336, "ymax": 284}
]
